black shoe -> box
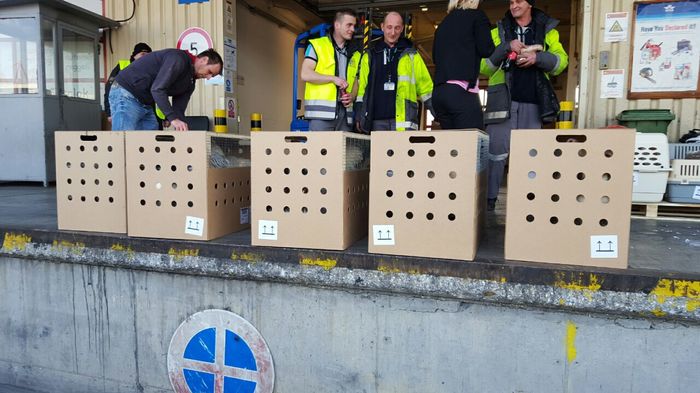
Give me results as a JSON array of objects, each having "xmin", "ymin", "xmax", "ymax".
[{"xmin": 487, "ymin": 198, "xmax": 497, "ymax": 211}]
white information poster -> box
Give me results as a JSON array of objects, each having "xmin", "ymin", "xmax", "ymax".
[
  {"xmin": 600, "ymin": 69, "xmax": 625, "ymax": 98},
  {"xmin": 224, "ymin": 37, "xmax": 237, "ymax": 72},
  {"xmin": 605, "ymin": 12, "xmax": 629, "ymax": 42},
  {"xmin": 631, "ymin": 1, "xmax": 700, "ymax": 95}
]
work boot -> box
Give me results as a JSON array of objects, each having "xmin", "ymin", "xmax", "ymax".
[{"xmin": 487, "ymin": 198, "xmax": 497, "ymax": 211}]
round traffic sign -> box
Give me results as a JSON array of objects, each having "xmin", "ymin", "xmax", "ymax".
[{"xmin": 177, "ymin": 27, "xmax": 213, "ymax": 56}]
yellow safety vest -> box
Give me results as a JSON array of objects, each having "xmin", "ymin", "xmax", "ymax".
[
  {"xmin": 304, "ymin": 36, "xmax": 353, "ymax": 125},
  {"xmin": 119, "ymin": 59, "xmax": 166, "ymax": 120}
]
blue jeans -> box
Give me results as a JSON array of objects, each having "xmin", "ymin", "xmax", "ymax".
[{"xmin": 109, "ymin": 85, "xmax": 159, "ymax": 131}]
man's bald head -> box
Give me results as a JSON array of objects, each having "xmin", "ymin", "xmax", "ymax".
[{"xmin": 381, "ymin": 11, "xmax": 404, "ymax": 47}]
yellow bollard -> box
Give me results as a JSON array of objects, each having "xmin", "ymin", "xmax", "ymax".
[
  {"xmin": 214, "ymin": 109, "xmax": 227, "ymax": 133},
  {"xmin": 251, "ymin": 113, "xmax": 262, "ymax": 132},
  {"xmin": 556, "ymin": 101, "xmax": 575, "ymax": 129}
]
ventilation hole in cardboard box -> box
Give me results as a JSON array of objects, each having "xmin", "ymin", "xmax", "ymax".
[
  {"xmin": 284, "ymin": 187, "xmax": 290, "ymax": 194},
  {"xmin": 346, "ymin": 187, "xmax": 350, "ymax": 194},
  {"xmin": 283, "ymin": 148, "xmax": 290, "ymax": 155},
  {"xmin": 450, "ymin": 149, "xmax": 459, "ymax": 157},
  {"xmin": 577, "ymin": 194, "xmax": 585, "ymax": 202},
  {"xmin": 224, "ymin": 199, "xmax": 227, "ymax": 205},
  {"xmin": 187, "ymin": 147, "xmax": 193, "ymax": 154},
  {"xmin": 80, "ymin": 179, "xmax": 86, "ymax": 185},
  {"xmin": 80, "ymin": 196, "xmax": 86, "ymax": 202},
  {"xmin": 188, "ymin": 201, "xmax": 194, "ymax": 207},
  {"xmin": 239, "ymin": 196, "xmax": 244, "ymax": 202},
  {"xmin": 449, "ymin": 193, "xmax": 456, "ymax": 200},
  {"xmin": 578, "ymin": 149, "xmax": 587, "ymax": 157},
  {"xmin": 386, "ymin": 190, "xmax": 393, "ymax": 197},
  {"xmin": 528, "ymin": 171, "xmax": 536, "ymax": 179},
  {"xmin": 265, "ymin": 167, "xmax": 272, "ymax": 174},
  {"xmin": 301, "ymin": 148, "xmax": 308, "ymax": 155},
  {"xmin": 172, "ymin": 201, "xmax": 177, "ymax": 207},
  {"xmin": 602, "ymin": 173, "xmax": 611, "ymax": 181},
  {"xmin": 66, "ymin": 145, "xmax": 71, "ymax": 151},
  {"xmin": 140, "ymin": 199, "xmax": 146, "ymax": 206},
  {"xmin": 529, "ymin": 149, "xmax": 538, "ymax": 157},
  {"xmin": 66, "ymin": 162, "xmax": 71, "ymax": 168},
  {"xmin": 247, "ymin": 180, "xmax": 250, "ymax": 185},
  {"xmin": 187, "ymin": 183, "xmax": 194, "ymax": 190},
  {"xmin": 155, "ymin": 146, "xmax": 161, "ymax": 153},
  {"xmin": 427, "ymin": 171, "xmax": 435, "ymax": 179},
  {"xmin": 80, "ymin": 146, "xmax": 85, "ymax": 152},
  {"xmin": 406, "ymin": 191, "xmax": 414, "ymax": 199},
  {"xmin": 284, "ymin": 168, "xmax": 290, "ymax": 175},
  {"xmin": 574, "ymin": 218, "xmax": 583, "ymax": 226},
  {"xmin": 386, "ymin": 170, "xmax": 394, "ymax": 177},
  {"xmin": 407, "ymin": 170, "xmax": 415, "ymax": 178},
  {"xmin": 107, "ymin": 146, "xmax": 113, "ymax": 152},
  {"xmin": 108, "ymin": 180, "xmax": 114, "ymax": 186},
  {"xmin": 247, "ymin": 196, "xmax": 250, "ymax": 201},
  {"xmin": 577, "ymin": 172, "xmax": 586, "ymax": 180},
  {"xmin": 266, "ymin": 205, "xmax": 272, "ymax": 212},
  {"xmin": 554, "ymin": 149, "xmax": 562, "ymax": 157},
  {"xmin": 67, "ymin": 178, "xmax": 72, "ymax": 184},
  {"xmin": 302, "ymin": 187, "xmax": 309, "ymax": 194},
  {"xmin": 428, "ymin": 191, "xmax": 435, "ymax": 199},
  {"xmin": 426, "ymin": 213, "xmax": 434, "ymax": 220},
  {"xmin": 67, "ymin": 195, "xmax": 73, "ymax": 201},
  {"xmin": 301, "ymin": 207, "xmax": 308, "ymax": 214},
  {"xmin": 155, "ymin": 200, "xmax": 162, "ymax": 207},
  {"xmin": 283, "ymin": 206, "xmax": 290, "ymax": 213},
  {"xmin": 321, "ymin": 148, "xmax": 327, "ymax": 156},
  {"xmin": 448, "ymin": 213, "xmax": 456, "ymax": 221},
  {"xmin": 155, "ymin": 164, "xmax": 162, "ymax": 171},
  {"xmin": 601, "ymin": 196, "xmax": 610, "ymax": 204},
  {"xmin": 320, "ymin": 168, "xmax": 327, "ymax": 175},
  {"xmin": 265, "ymin": 186, "xmax": 272, "ymax": 193},
  {"xmin": 170, "ymin": 183, "xmax": 177, "ymax": 190},
  {"xmin": 428, "ymin": 149, "xmax": 436, "ymax": 157},
  {"xmin": 527, "ymin": 192, "xmax": 535, "ymax": 200},
  {"xmin": 321, "ymin": 207, "xmax": 327, "ymax": 214},
  {"xmin": 231, "ymin": 198, "xmax": 236, "ymax": 204},
  {"xmin": 449, "ymin": 171, "xmax": 457, "ymax": 179},
  {"xmin": 551, "ymin": 194, "xmax": 560, "ymax": 202},
  {"xmin": 223, "ymin": 183, "xmax": 228, "ymax": 189},
  {"xmin": 405, "ymin": 212, "xmax": 413, "ymax": 219},
  {"xmin": 604, "ymin": 149, "xmax": 614, "ymax": 158},
  {"xmin": 107, "ymin": 162, "xmax": 113, "ymax": 169},
  {"xmin": 552, "ymin": 171, "xmax": 561, "ymax": 180},
  {"xmin": 387, "ymin": 149, "xmax": 394, "ymax": 157},
  {"xmin": 386, "ymin": 211, "xmax": 393, "ymax": 218},
  {"xmin": 321, "ymin": 187, "xmax": 327, "ymax": 195},
  {"xmin": 93, "ymin": 146, "xmax": 98, "ymax": 152},
  {"xmin": 139, "ymin": 164, "xmax": 145, "ymax": 171},
  {"xmin": 187, "ymin": 165, "xmax": 193, "ymax": 172},
  {"xmin": 138, "ymin": 147, "xmax": 145, "ymax": 153},
  {"xmin": 92, "ymin": 163, "xmax": 98, "ymax": 169},
  {"xmin": 526, "ymin": 215, "xmax": 535, "ymax": 222},
  {"xmin": 94, "ymin": 179, "xmax": 100, "ymax": 185},
  {"xmin": 214, "ymin": 183, "xmax": 219, "ymax": 189},
  {"xmin": 408, "ymin": 149, "xmax": 415, "ymax": 157},
  {"xmin": 109, "ymin": 197, "xmax": 114, "ymax": 203},
  {"xmin": 171, "ymin": 165, "xmax": 177, "ymax": 172},
  {"xmin": 550, "ymin": 216, "xmax": 559, "ymax": 224},
  {"xmin": 215, "ymin": 200, "xmax": 219, "ymax": 207},
  {"xmin": 80, "ymin": 162, "xmax": 86, "ymax": 168}
]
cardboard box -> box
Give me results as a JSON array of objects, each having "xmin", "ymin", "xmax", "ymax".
[
  {"xmin": 367, "ymin": 130, "xmax": 489, "ymax": 260},
  {"xmin": 251, "ymin": 132, "xmax": 370, "ymax": 250},
  {"xmin": 55, "ymin": 131, "xmax": 127, "ymax": 233},
  {"xmin": 505, "ymin": 129, "xmax": 635, "ymax": 268},
  {"xmin": 125, "ymin": 132, "xmax": 251, "ymax": 240}
]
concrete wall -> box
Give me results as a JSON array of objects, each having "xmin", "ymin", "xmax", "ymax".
[{"xmin": 1, "ymin": 256, "xmax": 699, "ymax": 393}]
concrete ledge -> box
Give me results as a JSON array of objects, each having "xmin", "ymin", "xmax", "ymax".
[{"xmin": 2, "ymin": 228, "xmax": 700, "ymax": 323}]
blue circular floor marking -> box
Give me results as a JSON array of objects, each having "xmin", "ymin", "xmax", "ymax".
[{"xmin": 168, "ymin": 310, "xmax": 274, "ymax": 393}]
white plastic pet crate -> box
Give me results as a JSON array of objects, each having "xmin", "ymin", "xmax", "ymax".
[{"xmin": 632, "ymin": 133, "xmax": 670, "ymax": 203}]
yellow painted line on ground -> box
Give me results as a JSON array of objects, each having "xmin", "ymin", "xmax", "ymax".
[
  {"xmin": 111, "ymin": 243, "xmax": 135, "ymax": 259},
  {"xmin": 565, "ymin": 321, "xmax": 577, "ymax": 364},
  {"xmin": 2, "ymin": 233, "xmax": 31, "ymax": 251},
  {"xmin": 554, "ymin": 272, "xmax": 602, "ymax": 300},
  {"xmin": 52, "ymin": 240, "xmax": 85, "ymax": 254},
  {"xmin": 300, "ymin": 257, "xmax": 337, "ymax": 270},
  {"xmin": 231, "ymin": 252, "xmax": 263, "ymax": 263},
  {"xmin": 376, "ymin": 264, "xmax": 420, "ymax": 275},
  {"xmin": 168, "ymin": 248, "xmax": 199, "ymax": 261},
  {"xmin": 651, "ymin": 279, "xmax": 700, "ymax": 312}
]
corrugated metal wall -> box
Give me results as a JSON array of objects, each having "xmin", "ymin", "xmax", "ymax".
[
  {"xmin": 103, "ymin": 0, "xmax": 229, "ymax": 129},
  {"xmin": 581, "ymin": 0, "xmax": 699, "ymax": 141}
]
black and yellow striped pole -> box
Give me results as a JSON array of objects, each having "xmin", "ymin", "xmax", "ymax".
[
  {"xmin": 556, "ymin": 101, "xmax": 575, "ymax": 129},
  {"xmin": 362, "ymin": 13, "xmax": 369, "ymax": 51},
  {"xmin": 250, "ymin": 113, "xmax": 262, "ymax": 132},
  {"xmin": 405, "ymin": 14, "xmax": 413, "ymax": 40},
  {"xmin": 214, "ymin": 109, "xmax": 227, "ymax": 133}
]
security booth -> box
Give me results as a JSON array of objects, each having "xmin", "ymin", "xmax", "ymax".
[{"xmin": 0, "ymin": 0, "xmax": 117, "ymax": 184}]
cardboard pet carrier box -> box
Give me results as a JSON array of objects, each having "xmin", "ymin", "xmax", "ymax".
[
  {"xmin": 505, "ymin": 129, "xmax": 635, "ymax": 269},
  {"xmin": 125, "ymin": 132, "xmax": 251, "ymax": 240},
  {"xmin": 368, "ymin": 130, "xmax": 489, "ymax": 260},
  {"xmin": 251, "ymin": 132, "xmax": 370, "ymax": 250},
  {"xmin": 55, "ymin": 131, "xmax": 127, "ymax": 233}
]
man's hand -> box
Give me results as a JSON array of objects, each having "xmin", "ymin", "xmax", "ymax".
[
  {"xmin": 332, "ymin": 76, "xmax": 349, "ymax": 89},
  {"xmin": 510, "ymin": 39, "xmax": 526, "ymax": 54},
  {"xmin": 170, "ymin": 119, "xmax": 189, "ymax": 131},
  {"xmin": 340, "ymin": 91, "xmax": 353, "ymax": 108},
  {"xmin": 107, "ymin": 116, "xmax": 112, "ymax": 123},
  {"xmin": 516, "ymin": 51, "xmax": 537, "ymax": 68}
]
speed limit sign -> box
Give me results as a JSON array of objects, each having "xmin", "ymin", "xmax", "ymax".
[{"xmin": 177, "ymin": 27, "xmax": 213, "ymax": 56}]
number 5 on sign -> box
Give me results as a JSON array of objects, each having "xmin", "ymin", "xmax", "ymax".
[{"xmin": 177, "ymin": 27, "xmax": 213, "ymax": 57}]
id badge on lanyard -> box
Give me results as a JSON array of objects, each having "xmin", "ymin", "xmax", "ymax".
[{"xmin": 383, "ymin": 48, "xmax": 396, "ymax": 91}]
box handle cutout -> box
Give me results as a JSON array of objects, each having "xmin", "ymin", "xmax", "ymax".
[
  {"xmin": 79, "ymin": 135, "xmax": 97, "ymax": 141},
  {"xmin": 555, "ymin": 135, "xmax": 587, "ymax": 143},
  {"xmin": 155, "ymin": 135, "xmax": 176, "ymax": 142},
  {"xmin": 284, "ymin": 136, "xmax": 307, "ymax": 143},
  {"xmin": 408, "ymin": 136, "xmax": 436, "ymax": 144}
]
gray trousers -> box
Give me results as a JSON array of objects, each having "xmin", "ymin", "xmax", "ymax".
[
  {"xmin": 372, "ymin": 119, "xmax": 397, "ymax": 131},
  {"xmin": 308, "ymin": 105, "xmax": 351, "ymax": 131},
  {"xmin": 486, "ymin": 101, "xmax": 542, "ymax": 200}
]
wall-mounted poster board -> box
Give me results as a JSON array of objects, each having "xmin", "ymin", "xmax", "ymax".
[{"xmin": 629, "ymin": 0, "xmax": 700, "ymax": 99}]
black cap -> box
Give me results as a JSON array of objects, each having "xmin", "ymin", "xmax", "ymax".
[{"xmin": 131, "ymin": 42, "xmax": 152, "ymax": 58}]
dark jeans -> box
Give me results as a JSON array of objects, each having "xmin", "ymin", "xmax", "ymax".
[{"xmin": 433, "ymin": 83, "xmax": 484, "ymax": 130}]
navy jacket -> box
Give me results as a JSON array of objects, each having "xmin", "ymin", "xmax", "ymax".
[{"xmin": 114, "ymin": 49, "xmax": 195, "ymax": 122}]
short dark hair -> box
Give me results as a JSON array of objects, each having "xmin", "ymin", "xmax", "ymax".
[
  {"xmin": 197, "ymin": 49, "xmax": 223, "ymax": 68},
  {"xmin": 334, "ymin": 9, "xmax": 356, "ymax": 23}
]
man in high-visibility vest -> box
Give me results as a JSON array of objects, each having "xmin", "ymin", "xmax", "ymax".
[
  {"xmin": 103, "ymin": 43, "xmax": 152, "ymax": 124},
  {"xmin": 351, "ymin": 11, "xmax": 434, "ymax": 132},
  {"xmin": 301, "ymin": 10, "xmax": 357, "ymax": 131}
]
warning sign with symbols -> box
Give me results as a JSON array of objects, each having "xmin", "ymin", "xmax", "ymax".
[{"xmin": 605, "ymin": 12, "xmax": 629, "ymax": 42}]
